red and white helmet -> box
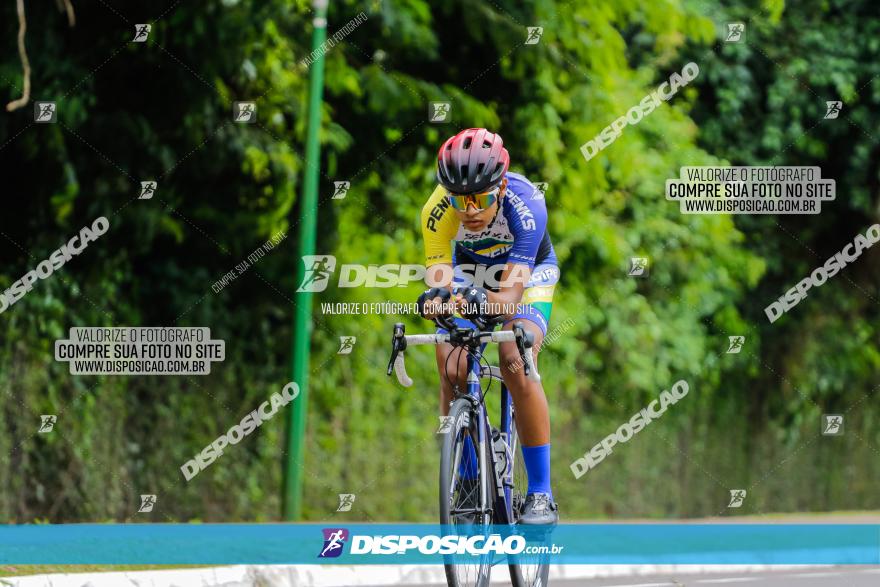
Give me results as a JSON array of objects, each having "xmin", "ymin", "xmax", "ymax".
[{"xmin": 436, "ymin": 128, "xmax": 510, "ymax": 194}]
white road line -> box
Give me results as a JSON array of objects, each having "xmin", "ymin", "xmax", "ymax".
[
  {"xmin": 787, "ymin": 572, "xmax": 845, "ymax": 578},
  {"xmin": 695, "ymin": 578, "xmax": 757, "ymax": 584},
  {"xmin": 597, "ymin": 583, "xmax": 677, "ymax": 587}
]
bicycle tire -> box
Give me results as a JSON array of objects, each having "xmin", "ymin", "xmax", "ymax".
[
  {"xmin": 440, "ymin": 397, "xmax": 494, "ymax": 587},
  {"xmin": 507, "ymin": 413, "xmax": 552, "ymax": 587}
]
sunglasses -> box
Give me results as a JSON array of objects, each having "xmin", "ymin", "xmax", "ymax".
[{"xmin": 446, "ymin": 186, "xmax": 502, "ymax": 211}]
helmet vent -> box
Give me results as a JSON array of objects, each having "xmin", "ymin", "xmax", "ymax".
[{"xmin": 436, "ymin": 128, "xmax": 509, "ymax": 194}]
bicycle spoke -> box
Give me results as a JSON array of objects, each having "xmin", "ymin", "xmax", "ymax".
[
  {"xmin": 508, "ymin": 413, "xmax": 551, "ymax": 587},
  {"xmin": 441, "ymin": 399, "xmax": 493, "ymax": 587}
]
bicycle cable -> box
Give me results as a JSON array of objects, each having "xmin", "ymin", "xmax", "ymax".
[
  {"xmin": 466, "ymin": 343, "xmax": 493, "ymax": 406},
  {"xmin": 443, "ymin": 344, "xmax": 465, "ymax": 395},
  {"xmin": 442, "ymin": 338, "xmax": 492, "ymax": 407}
]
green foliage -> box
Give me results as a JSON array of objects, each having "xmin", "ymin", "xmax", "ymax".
[{"xmin": 0, "ymin": 0, "xmax": 877, "ymax": 522}]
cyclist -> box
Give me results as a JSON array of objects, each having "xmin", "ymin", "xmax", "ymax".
[{"xmin": 417, "ymin": 128, "xmax": 559, "ymax": 525}]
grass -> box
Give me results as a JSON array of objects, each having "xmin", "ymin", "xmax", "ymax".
[{"xmin": 0, "ymin": 565, "xmax": 205, "ymax": 578}]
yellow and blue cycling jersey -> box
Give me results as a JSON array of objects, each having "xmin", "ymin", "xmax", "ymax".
[
  {"xmin": 420, "ymin": 172, "xmax": 559, "ymax": 333},
  {"xmin": 421, "ymin": 172, "xmax": 557, "ymax": 268}
]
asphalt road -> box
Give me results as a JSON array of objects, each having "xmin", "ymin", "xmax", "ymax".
[
  {"xmin": 390, "ymin": 566, "xmax": 880, "ymax": 586},
  {"xmin": 547, "ymin": 566, "xmax": 880, "ymax": 586}
]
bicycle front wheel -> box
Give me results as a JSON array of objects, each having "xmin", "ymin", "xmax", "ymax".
[
  {"xmin": 508, "ymin": 412, "xmax": 552, "ymax": 587},
  {"xmin": 439, "ymin": 397, "xmax": 493, "ymax": 587}
]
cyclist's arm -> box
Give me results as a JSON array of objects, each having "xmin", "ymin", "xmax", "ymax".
[
  {"xmin": 481, "ymin": 186, "xmax": 548, "ymax": 313},
  {"xmin": 420, "ymin": 184, "xmax": 458, "ymax": 289}
]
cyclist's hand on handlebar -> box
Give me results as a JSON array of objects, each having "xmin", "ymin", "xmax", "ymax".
[
  {"xmin": 417, "ymin": 287, "xmax": 452, "ymax": 320},
  {"xmin": 452, "ymin": 286, "xmax": 492, "ymax": 321}
]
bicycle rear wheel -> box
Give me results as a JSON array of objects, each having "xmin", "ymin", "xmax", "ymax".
[
  {"xmin": 507, "ymin": 411, "xmax": 552, "ymax": 587},
  {"xmin": 440, "ymin": 397, "xmax": 494, "ymax": 587}
]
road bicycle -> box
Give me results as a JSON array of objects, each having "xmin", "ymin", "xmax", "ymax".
[{"xmin": 387, "ymin": 316, "xmax": 552, "ymax": 587}]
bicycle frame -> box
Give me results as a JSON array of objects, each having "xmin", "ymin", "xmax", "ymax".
[
  {"xmin": 462, "ymin": 340, "xmax": 516, "ymax": 525},
  {"xmin": 387, "ymin": 321, "xmax": 550, "ymax": 585},
  {"xmin": 386, "ymin": 320, "xmax": 540, "ymax": 525}
]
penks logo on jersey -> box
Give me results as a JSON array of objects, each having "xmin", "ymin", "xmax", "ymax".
[
  {"xmin": 506, "ymin": 192, "xmax": 537, "ymax": 231},
  {"xmin": 426, "ymin": 197, "xmax": 450, "ymax": 232}
]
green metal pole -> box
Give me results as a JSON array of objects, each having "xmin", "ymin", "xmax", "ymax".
[{"xmin": 284, "ymin": 0, "xmax": 328, "ymax": 521}]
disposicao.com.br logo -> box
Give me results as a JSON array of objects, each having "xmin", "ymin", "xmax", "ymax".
[
  {"xmin": 318, "ymin": 528, "xmax": 349, "ymax": 558},
  {"xmin": 317, "ymin": 529, "xmax": 559, "ymax": 557}
]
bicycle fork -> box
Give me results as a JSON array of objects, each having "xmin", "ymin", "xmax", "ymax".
[{"xmin": 465, "ymin": 348, "xmax": 516, "ymax": 525}]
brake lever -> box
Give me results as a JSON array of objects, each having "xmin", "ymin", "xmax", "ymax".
[
  {"xmin": 386, "ymin": 322, "xmax": 407, "ymax": 376},
  {"xmin": 434, "ymin": 315, "xmax": 457, "ymax": 332},
  {"xmin": 472, "ymin": 315, "xmax": 489, "ymax": 331},
  {"xmin": 513, "ymin": 321, "xmax": 534, "ymax": 377}
]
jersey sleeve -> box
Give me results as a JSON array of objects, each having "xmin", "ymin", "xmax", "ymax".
[
  {"xmin": 420, "ymin": 185, "xmax": 459, "ymax": 266},
  {"xmin": 503, "ymin": 187, "xmax": 547, "ymax": 269}
]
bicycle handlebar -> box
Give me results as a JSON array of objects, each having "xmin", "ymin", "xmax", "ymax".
[{"xmin": 386, "ymin": 322, "xmax": 541, "ymax": 388}]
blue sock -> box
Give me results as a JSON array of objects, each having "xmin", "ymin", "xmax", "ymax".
[
  {"xmin": 459, "ymin": 436, "xmax": 478, "ymax": 479},
  {"xmin": 521, "ymin": 444, "xmax": 552, "ymax": 498}
]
